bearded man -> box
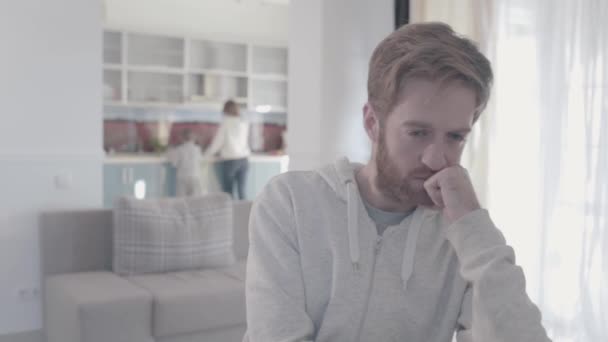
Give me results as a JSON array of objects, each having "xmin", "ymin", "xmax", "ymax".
[{"xmin": 243, "ymin": 22, "xmax": 551, "ymax": 342}]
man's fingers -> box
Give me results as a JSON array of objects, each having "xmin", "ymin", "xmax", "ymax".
[
  {"xmin": 422, "ymin": 165, "xmax": 481, "ymax": 222},
  {"xmin": 424, "ymin": 178, "xmax": 445, "ymax": 208}
]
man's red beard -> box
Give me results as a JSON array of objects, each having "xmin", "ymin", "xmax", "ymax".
[{"xmin": 375, "ymin": 126, "xmax": 436, "ymax": 208}]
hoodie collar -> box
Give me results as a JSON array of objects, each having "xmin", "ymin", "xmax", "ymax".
[{"xmin": 316, "ymin": 157, "xmax": 430, "ymax": 291}]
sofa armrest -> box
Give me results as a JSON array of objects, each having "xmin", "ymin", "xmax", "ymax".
[
  {"xmin": 45, "ymin": 271, "xmax": 153, "ymax": 342},
  {"xmin": 39, "ymin": 209, "xmax": 113, "ymax": 278}
]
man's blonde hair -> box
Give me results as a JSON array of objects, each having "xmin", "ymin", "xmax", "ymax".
[{"xmin": 368, "ymin": 22, "xmax": 493, "ymax": 121}]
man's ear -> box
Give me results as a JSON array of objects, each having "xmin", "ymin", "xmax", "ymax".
[{"xmin": 363, "ymin": 103, "xmax": 380, "ymax": 143}]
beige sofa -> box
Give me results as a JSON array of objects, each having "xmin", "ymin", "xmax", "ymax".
[{"xmin": 39, "ymin": 200, "xmax": 252, "ymax": 342}]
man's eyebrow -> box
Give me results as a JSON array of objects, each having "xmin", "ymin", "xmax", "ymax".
[
  {"xmin": 401, "ymin": 120, "xmax": 471, "ymax": 133},
  {"xmin": 401, "ymin": 120, "xmax": 431, "ymax": 128},
  {"xmin": 450, "ymin": 128, "xmax": 472, "ymax": 134}
]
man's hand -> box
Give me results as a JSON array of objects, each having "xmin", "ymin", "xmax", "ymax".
[{"xmin": 423, "ymin": 166, "xmax": 481, "ymax": 223}]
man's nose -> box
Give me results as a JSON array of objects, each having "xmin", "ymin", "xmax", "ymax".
[{"xmin": 421, "ymin": 144, "xmax": 448, "ymax": 171}]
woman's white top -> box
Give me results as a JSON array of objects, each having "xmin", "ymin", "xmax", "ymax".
[{"xmin": 204, "ymin": 116, "xmax": 251, "ymax": 160}]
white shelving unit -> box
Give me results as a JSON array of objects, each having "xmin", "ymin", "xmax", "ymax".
[
  {"xmin": 102, "ymin": 29, "xmax": 288, "ymax": 112},
  {"xmin": 127, "ymin": 33, "xmax": 185, "ymax": 69},
  {"xmin": 251, "ymin": 45, "xmax": 288, "ymax": 76},
  {"xmin": 103, "ymin": 31, "xmax": 122, "ymax": 65}
]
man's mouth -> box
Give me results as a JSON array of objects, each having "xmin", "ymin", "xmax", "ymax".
[{"xmin": 411, "ymin": 173, "xmax": 434, "ymax": 180}]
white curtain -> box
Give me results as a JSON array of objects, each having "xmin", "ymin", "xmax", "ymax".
[{"xmin": 412, "ymin": 1, "xmax": 608, "ymax": 341}]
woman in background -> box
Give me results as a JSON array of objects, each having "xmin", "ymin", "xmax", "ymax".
[{"xmin": 204, "ymin": 100, "xmax": 251, "ymax": 199}]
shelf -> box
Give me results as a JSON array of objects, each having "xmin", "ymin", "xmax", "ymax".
[
  {"xmin": 128, "ymin": 33, "xmax": 184, "ymax": 69},
  {"xmin": 103, "ymin": 64, "xmax": 122, "ymax": 71},
  {"xmin": 105, "ymin": 101, "xmax": 186, "ymax": 108},
  {"xmin": 103, "ymin": 69, "xmax": 122, "ymax": 101},
  {"xmin": 104, "ymin": 101, "xmax": 237, "ymax": 112},
  {"xmin": 103, "ymin": 31, "xmax": 122, "ymax": 64},
  {"xmin": 102, "ymin": 29, "xmax": 288, "ymax": 111},
  {"xmin": 189, "ymin": 68, "xmax": 248, "ymax": 78},
  {"xmin": 127, "ymin": 71, "xmax": 184, "ymax": 103},
  {"xmin": 104, "ymin": 100, "xmax": 128, "ymax": 107},
  {"xmin": 251, "ymin": 46, "xmax": 288, "ymax": 75},
  {"xmin": 187, "ymin": 74, "xmax": 248, "ymax": 104},
  {"xmin": 252, "ymin": 105, "xmax": 287, "ymax": 113},
  {"xmin": 104, "ymin": 101, "xmax": 207, "ymax": 110},
  {"xmin": 250, "ymin": 74, "xmax": 288, "ymax": 81},
  {"xmin": 250, "ymin": 79, "xmax": 287, "ymax": 109},
  {"xmin": 126, "ymin": 65, "xmax": 184, "ymax": 74},
  {"xmin": 189, "ymin": 95, "xmax": 248, "ymax": 104},
  {"xmin": 190, "ymin": 40, "xmax": 247, "ymax": 73}
]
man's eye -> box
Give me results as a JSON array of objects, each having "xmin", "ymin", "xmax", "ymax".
[
  {"xmin": 448, "ymin": 133, "xmax": 465, "ymax": 142},
  {"xmin": 409, "ymin": 130, "xmax": 428, "ymax": 137}
]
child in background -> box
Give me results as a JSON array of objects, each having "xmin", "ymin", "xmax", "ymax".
[{"xmin": 167, "ymin": 129, "xmax": 203, "ymax": 196}]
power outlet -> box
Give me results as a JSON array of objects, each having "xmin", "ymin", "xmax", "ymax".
[{"xmin": 18, "ymin": 287, "xmax": 40, "ymax": 301}]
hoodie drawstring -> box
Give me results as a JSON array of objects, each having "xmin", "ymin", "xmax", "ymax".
[
  {"xmin": 400, "ymin": 209, "xmax": 425, "ymax": 291},
  {"xmin": 346, "ymin": 180, "xmax": 360, "ymax": 271},
  {"xmin": 338, "ymin": 158, "xmax": 426, "ymax": 293},
  {"xmin": 344, "ymin": 177, "xmax": 426, "ymax": 292}
]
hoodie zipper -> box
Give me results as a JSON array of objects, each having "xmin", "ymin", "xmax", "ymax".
[
  {"xmin": 375, "ymin": 236, "xmax": 383, "ymax": 254},
  {"xmin": 354, "ymin": 234, "xmax": 383, "ymax": 342}
]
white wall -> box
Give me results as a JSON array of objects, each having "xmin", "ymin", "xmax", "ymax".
[
  {"xmin": 104, "ymin": 0, "xmax": 288, "ymax": 43},
  {"xmin": 286, "ymin": 0, "xmax": 323, "ymax": 169},
  {"xmin": 288, "ymin": 0, "xmax": 393, "ymax": 170},
  {"xmin": 0, "ymin": 0, "xmax": 102, "ymax": 336}
]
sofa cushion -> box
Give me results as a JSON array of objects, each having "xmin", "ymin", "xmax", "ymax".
[
  {"xmin": 127, "ymin": 264, "xmax": 246, "ymax": 338},
  {"xmin": 113, "ymin": 193, "xmax": 236, "ymax": 275},
  {"xmin": 45, "ymin": 272, "xmax": 153, "ymax": 342}
]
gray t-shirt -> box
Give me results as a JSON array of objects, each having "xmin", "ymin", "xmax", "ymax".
[{"xmin": 363, "ymin": 201, "xmax": 414, "ymax": 235}]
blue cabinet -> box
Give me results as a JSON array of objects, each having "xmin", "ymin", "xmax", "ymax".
[
  {"xmin": 103, "ymin": 164, "xmax": 128, "ymax": 208},
  {"xmin": 103, "ymin": 162, "xmax": 170, "ymax": 208},
  {"xmin": 206, "ymin": 159, "xmax": 284, "ymax": 200},
  {"xmin": 245, "ymin": 160, "xmax": 283, "ymax": 200},
  {"xmin": 131, "ymin": 163, "xmax": 167, "ymax": 198}
]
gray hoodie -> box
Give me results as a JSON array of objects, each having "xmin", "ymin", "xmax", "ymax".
[{"xmin": 244, "ymin": 158, "xmax": 550, "ymax": 342}]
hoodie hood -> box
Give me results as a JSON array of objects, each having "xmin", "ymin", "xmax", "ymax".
[
  {"xmin": 316, "ymin": 157, "xmax": 429, "ymax": 291},
  {"xmin": 314, "ymin": 156, "xmax": 360, "ymax": 201}
]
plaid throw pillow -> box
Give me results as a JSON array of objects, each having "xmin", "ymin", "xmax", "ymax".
[{"xmin": 112, "ymin": 193, "xmax": 236, "ymax": 275}]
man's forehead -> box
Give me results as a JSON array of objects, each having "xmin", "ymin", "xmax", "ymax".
[
  {"xmin": 389, "ymin": 81, "xmax": 477, "ymax": 125},
  {"xmin": 398, "ymin": 79, "xmax": 475, "ymax": 103}
]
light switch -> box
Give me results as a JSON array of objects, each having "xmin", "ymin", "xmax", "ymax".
[{"xmin": 54, "ymin": 171, "xmax": 73, "ymax": 190}]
